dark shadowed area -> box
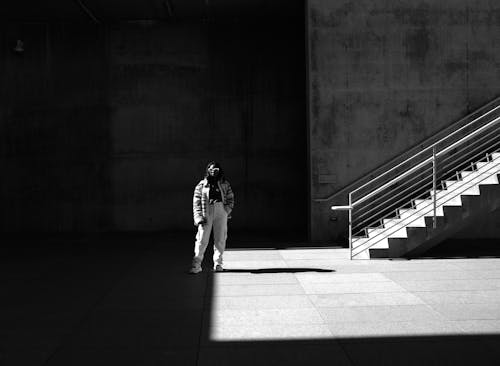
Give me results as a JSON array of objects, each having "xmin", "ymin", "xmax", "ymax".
[{"xmin": 0, "ymin": 1, "xmax": 307, "ymax": 238}]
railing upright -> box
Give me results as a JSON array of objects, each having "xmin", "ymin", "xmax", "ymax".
[
  {"xmin": 348, "ymin": 192, "xmax": 352, "ymax": 260},
  {"xmin": 432, "ymin": 146, "xmax": 437, "ymax": 228}
]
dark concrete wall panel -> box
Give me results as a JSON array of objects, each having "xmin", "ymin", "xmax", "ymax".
[
  {"xmin": 1, "ymin": 18, "xmax": 306, "ymax": 236},
  {"xmin": 0, "ymin": 23, "xmax": 111, "ymax": 232}
]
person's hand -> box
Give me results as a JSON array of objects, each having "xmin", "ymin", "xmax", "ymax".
[{"xmin": 198, "ymin": 218, "xmax": 207, "ymax": 226}]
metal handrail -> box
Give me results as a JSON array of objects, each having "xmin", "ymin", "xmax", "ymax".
[
  {"xmin": 352, "ymin": 136, "xmax": 500, "ymax": 238},
  {"xmin": 353, "ymin": 153, "xmax": 499, "ymax": 244},
  {"xmin": 353, "ymin": 166, "xmax": 433, "ymax": 224},
  {"xmin": 315, "ymin": 96, "xmax": 500, "ymax": 203},
  {"xmin": 351, "ymin": 116, "xmax": 500, "ymax": 207},
  {"xmin": 352, "ymin": 126, "xmax": 500, "ymax": 228}
]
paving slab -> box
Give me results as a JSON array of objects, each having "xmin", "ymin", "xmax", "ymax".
[
  {"xmin": 382, "ymin": 270, "xmax": 490, "ymax": 281},
  {"xmin": 209, "ymin": 308, "xmax": 324, "ymax": 326},
  {"xmin": 278, "ymin": 250, "xmax": 350, "ymax": 260},
  {"xmin": 449, "ymin": 260, "xmax": 500, "ymax": 271},
  {"xmin": 283, "ymin": 259, "xmax": 365, "ymax": 269},
  {"xmin": 327, "ymin": 320, "xmax": 465, "ymax": 338},
  {"xmin": 223, "ymin": 260, "xmax": 289, "ymax": 269},
  {"xmin": 212, "ymin": 283, "xmax": 305, "ymax": 297},
  {"xmin": 317, "ymin": 305, "xmax": 445, "ymax": 323},
  {"xmin": 429, "ymin": 303, "xmax": 500, "ymax": 320},
  {"xmin": 223, "ymin": 251, "xmax": 283, "ymax": 260},
  {"xmin": 308, "ymin": 292, "xmax": 425, "ymax": 307},
  {"xmin": 198, "ymin": 342, "xmax": 352, "ymax": 366},
  {"xmin": 339, "ymin": 338, "xmax": 498, "ymax": 366},
  {"xmin": 0, "ymin": 347, "xmax": 54, "ymax": 366},
  {"xmin": 208, "ymin": 324, "xmax": 332, "ymax": 341},
  {"xmin": 98, "ymin": 294, "xmax": 206, "ymax": 311},
  {"xmin": 370, "ymin": 261, "xmax": 462, "ymax": 272},
  {"xmin": 212, "ymin": 295, "xmax": 313, "ymax": 309},
  {"xmin": 44, "ymin": 347, "xmax": 198, "ymax": 366},
  {"xmin": 300, "ymin": 281, "xmax": 408, "ymax": 294},
  {"xmin": 294, "ymin": 272, "xmax": 389, "ymax": 283},
  {"xmin": 395, "ymin": 279, "xmax": 500, "ymax": 292},
  {"xmin": 412, "ymin": 289, "xmax": 500, "ymax": 304},
  {"xmin": 453, "ymin": 320, "xmax": 500, "ymax": 333},
  {"xmin": 213, "ymin": 273, "xmax": 298, "ymax": 285},
  {"xmin": 68, "ymin": 310, "xmax": 203, "ymax": 349},
  {"xmin": 469, "ymin": 270, "xmax": 500, "ymax": 279},
  {"xmin": 0, "ymin": 310, "xmax": 83, "ymax": 348}
]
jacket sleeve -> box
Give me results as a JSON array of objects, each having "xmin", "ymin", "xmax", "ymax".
[
  {"xmin": 193, "ymin": 181, "xmax": 204, "ymax": 225},
  {"xmin": 223, "ymin": 181, "xmax": 234, "ymax": 213}
]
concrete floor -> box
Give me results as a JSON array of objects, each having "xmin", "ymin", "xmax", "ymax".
[{"xmin": 1, "ymin": 235, "xmax": 500, "ymax": 365}]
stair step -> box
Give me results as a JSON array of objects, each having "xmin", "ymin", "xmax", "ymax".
[
  {"xmin": 351, "ymin": 149, "xmax": 500, "ymax": 259},
  {"xmin": 352, "ymin": 250, "xmax": 370, "ymax": 260},
  {"xmin": 352, "ymin": 237, "xmax": 389, "ymax": 258},
  {"xmin": 477, "ymin": 161, "xmax": 500, "ymax": 169},
  {"xmin": 352, "ymin": 235, "xmax": 389, "ymax": 246},
  {"xmin": 460, "ymin": 171, "xmax": 500, "ymax": 184},
  {"xmin": 413, "ymin": 198, "xmax": 432, "ymax": 209},
  {"xmin": 384, "ymin": 215, "xmax": 426, "ymax": 228},
  {"xmin": 430, "ymin": 190, "xmax": 466, "ymax": 204},
  {"xmin": 412, "ymin": 199, "xmax": 446, "ymax": 216},
  {"xmin": 382, "ymin": 217, "xmax": 418, "ymax": 228},
  {"xmin": 367, "ymin": 226, "xmax": 383, "ymax": 235},
  {"xmin": 399, "ymin": 206, "xmax": 444, "ymax": 218},
  {"xmin": 443, "ymin": 179, "xmax": 480, "ymax": 192},
  {"xmin": 366, "ymin": 225, "xmax": 407, "ymax": 239}
]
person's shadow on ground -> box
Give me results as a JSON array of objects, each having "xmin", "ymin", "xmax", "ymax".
[{"xmin": 220, "ymin": 268, "xmax": 335, "ymax": 274}]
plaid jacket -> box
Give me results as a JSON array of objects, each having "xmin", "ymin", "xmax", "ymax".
[{"xmin": 193, "ymin": 178, "xmax": 234, "ymax": 225}]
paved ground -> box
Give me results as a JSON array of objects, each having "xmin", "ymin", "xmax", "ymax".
[{"xmin": 1, "ymin": 235, "xmax": 500, "ymax": 365}]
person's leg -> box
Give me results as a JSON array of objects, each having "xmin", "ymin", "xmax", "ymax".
[
  {"xmin": 212, "ymin": 202, "xmax": 228, "ymax": 269},
  {"xmin": 192, "ymin": 205, "xmax": 214, "ymax": 271}
]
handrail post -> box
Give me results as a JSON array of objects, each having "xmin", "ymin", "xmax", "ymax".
[
  {"xmin": 348, "ymin": 193, "xmax": 353, "ymax": 260},
  {"xmin": 432, "ymin": 146, "xmax": 437, "ymax": 228},
  {"xmin": 331, "ymin": 204, "xmax": 353, "ymax": 259}
]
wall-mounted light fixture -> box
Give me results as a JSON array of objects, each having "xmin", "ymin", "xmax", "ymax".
[{"xmin": 13, "ymin": 39, "xmax": 24, "ymax": 53}]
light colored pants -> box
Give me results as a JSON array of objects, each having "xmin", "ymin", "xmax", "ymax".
[{"xmin": 193, "ymin": 202, "xmax": 228, "ymax": 268}]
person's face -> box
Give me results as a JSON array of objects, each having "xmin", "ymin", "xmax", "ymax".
[{"xmin": 208, "ymin": 164, "xmax": 220, "ymax": 177}]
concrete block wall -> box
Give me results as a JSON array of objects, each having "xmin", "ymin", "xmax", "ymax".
[
  {"xmin": 308, "ymin": 0, "xmax": 500, "ymax": 242},
  {"xmin": 0, "ymin": 18, "xmax": 307, "ymax": 236}
]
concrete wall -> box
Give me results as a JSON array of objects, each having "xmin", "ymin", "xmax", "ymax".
[
  {"xmin": 308, "ymin": 0, "xmax": 500, "ymax": 242},
  {"xmin": 0, "ymin": 23, "xmax": 111, "ymax": 232},
  {"xmin": 0, "ymin": 19, "xmax": 307, "ymax": 236}
]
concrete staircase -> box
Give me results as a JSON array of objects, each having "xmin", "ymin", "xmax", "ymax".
[{"xmin": 351, "ymin": 151, "xmax": 500, "ymax": 259}]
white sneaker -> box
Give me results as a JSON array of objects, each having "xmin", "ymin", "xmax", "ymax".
[
  {"xmin": 189, "ymin": 265, "xmax": 202, "ymax": 274},
  {"xmin": 213, "ymin": 264, "xmax": 224, "ymax": 272}
]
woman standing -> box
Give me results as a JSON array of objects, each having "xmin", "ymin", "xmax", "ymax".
[{"xmin": 190, "ymin": 161, "xmax": 234, "ymax": 274}]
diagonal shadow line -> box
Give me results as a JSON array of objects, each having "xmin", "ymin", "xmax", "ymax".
[
  {"xmin": 201, "ymin": 262, "xmax": 500, "ymax": 366},
  {"xmin": 201, "ymin": 242, "xmax": 500, "ymax": 365}
]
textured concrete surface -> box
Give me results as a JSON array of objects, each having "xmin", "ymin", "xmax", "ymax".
[
  {"xmin": 308, "ymin": 0, "xmax": 500, "ymax": 241},
  {"xmin": 2, "ymin": 235, "xmax": 500, "ymax": 365}
]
